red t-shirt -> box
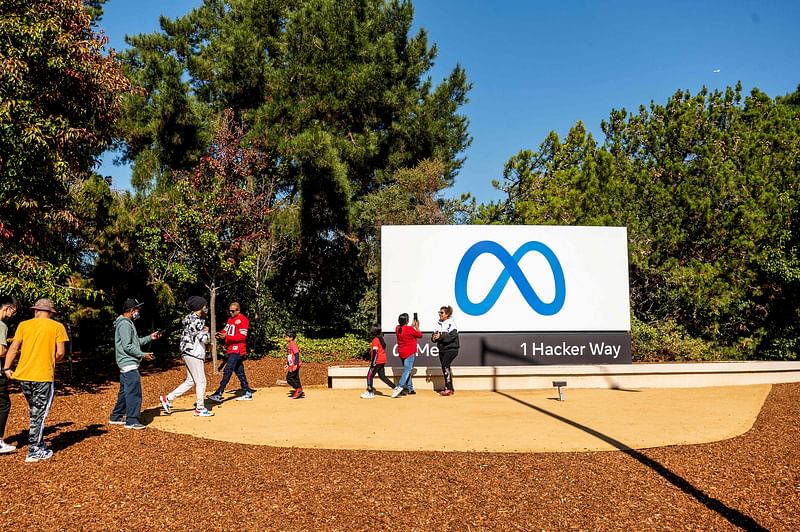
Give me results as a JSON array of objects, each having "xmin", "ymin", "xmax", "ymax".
[
  {"xmin": 221, "ymin": 314, "xmax": 249, "ymax": 355},
  {"xmin": 395, "ymin": 325, "xmax": 422, "ymax": 359},
  {"xmin": 286, "ymin": 340, "xmax": 300, "ymax": 367},
  {"xmin": 370, "ymin": 337, "xmax": 387, "ymax": 365}
]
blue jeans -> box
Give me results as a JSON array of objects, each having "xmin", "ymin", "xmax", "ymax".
[
  {"xmin": 397, "ymin": 355, "xmax": 416, "ymax": 391},
  {"xmin": 110, "ymin": 370, "xmax": 142, "ymax": 425},
  {"xmin": 214, "ymin": 353, "xmax": 252, "ymax": 395}
]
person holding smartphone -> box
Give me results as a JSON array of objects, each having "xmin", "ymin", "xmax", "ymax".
[
  {"xmin": 110, "ymin": 298, "xmax": 159, "ymax": 429},
  {"xmin": 391, "ymin": 312, "xmax": 422, "ymax": 398}
]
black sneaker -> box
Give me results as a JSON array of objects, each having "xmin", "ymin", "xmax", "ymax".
[{"xmin": 407, "ymin": 390, "xmax": 416, "ymax": 395}]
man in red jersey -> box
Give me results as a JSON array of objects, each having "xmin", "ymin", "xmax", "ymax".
[{"xmin": 207, "ymin": 302, "xmax": 255, "ymax": 402}]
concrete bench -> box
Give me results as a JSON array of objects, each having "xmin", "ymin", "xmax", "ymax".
[{"xmin": 327, "ymin": 361, "xmax": 800, "ymax": 390}]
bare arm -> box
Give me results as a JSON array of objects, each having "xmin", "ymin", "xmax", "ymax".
[
  {"xmin": 3, "ymin": 338, "xmax": 21, "ymax": 377},
  {"xmin": 55, "ymin": 341, "xmax": 66, "ymax": 362}
]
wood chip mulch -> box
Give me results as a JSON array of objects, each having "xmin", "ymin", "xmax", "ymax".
[{"xmin": 1, "ymin": 357, "xmax": 798, "ymax": 530}]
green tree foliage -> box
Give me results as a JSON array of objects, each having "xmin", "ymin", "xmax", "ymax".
[
  {"xmin": 776, "ymin": 84, "xmax": 800, "ymax": 110},
  {"xmin": 82, "ymin": 0, "xmax": 107, "ymax": 24},
  {"xmin": 0, "ymin": 0, "xmax": 129, "ymax": 309},
  {"xmin": 140, "ymin": 110, "xmax": 283, "ymax": 365},
  {"xmin": 350, "ymin": 158, "xmax": 454, "ymax": 330},
  {"xmin": 116, "ymin": 0, "xmax": 471, "ymax": 335},
  {"xmin": 485, "ymin": 84, "xmax": 800, "ymax": 360}
]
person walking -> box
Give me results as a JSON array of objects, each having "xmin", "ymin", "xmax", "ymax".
[
  {"xmin": 109, "ymin": 298, "xmax": 160, "ymax": 429},
  {"xmin": 432, "ymin": 305, "xmax": 460, "ymax": 396},
  {"xmin": 391, "ymin": 312, "xmax": 422, "ymax": 398},
  {"xmin": 0, "ymin": 296, "xmax": 19, "ymax": 453},
  {"xmin": 160, "ymin": 296, "xmax": 213, "ymax": 417},
  {"xmin": 2, "ymin": 298, "xmax": 69, "ymax": 462},
  {"xmin": 207, "ymin": 301, "xmax": 255, "ymax": 402},
  {"xmin": 360, "ymin": 326, "xmax": 395, "ymax": 399},
  {"xmin": 285, "ymin": 330, "xmax": 303, "ymax": 399}
]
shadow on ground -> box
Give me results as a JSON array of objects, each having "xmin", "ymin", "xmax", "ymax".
[{"xmin": 496, "ymin": 391, "xmax": 767, "ymax": 531}]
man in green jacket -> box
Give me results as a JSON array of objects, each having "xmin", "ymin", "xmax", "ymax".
[{"xmin": 109, "ymin": 299, "xmax": 160, "ymax": 429}]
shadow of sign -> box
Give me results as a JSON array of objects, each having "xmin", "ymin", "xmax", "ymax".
[{"xmin": 495, "ymin": 391, "xmax": 766, "ymax": 531}]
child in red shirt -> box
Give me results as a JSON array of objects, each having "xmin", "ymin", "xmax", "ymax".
[
  {"xmin": 361, "ymin": 326, "xmax": 396, "ymax": 399},
  {"xmin": 285, "ymin": 330, "xmax": 303, "ymax": 399}
]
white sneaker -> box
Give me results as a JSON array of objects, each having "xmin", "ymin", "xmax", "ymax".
[
  {"xmin": 235, "ymin": 391, "xmax": 254, "ymax": 401},
  {"xmin": 360, "ymin": 391, "xmax": 375, "ymax": 399},
  {"xmin": 159, "ymin": 394, "xmax": 171, "ymax": 414},
  {"xmin": 391, "ymin": 387, "xmax": 403, "ymax": 398},
  {"xmin": 193, "ymin": 408, "xmax": 214, "ymax": 417},
  {"xmin": 25, "ymin": 447, "xmax": 53, "ymax": 462},
  {"xmin": 0, "ymin": 440, "xmax": 16, "ymax": 454}
]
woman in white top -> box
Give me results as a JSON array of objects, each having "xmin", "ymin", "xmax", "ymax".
[{"xmin": 431, "ymin": 305, "xmax": 460, "ymax": 396}]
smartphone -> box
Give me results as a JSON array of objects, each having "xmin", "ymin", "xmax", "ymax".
[{"xmin": 413, "ymin": 312, "xmax": 418, "ymax": 321}]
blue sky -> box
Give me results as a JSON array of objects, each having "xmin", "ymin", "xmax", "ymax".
[{"xmin": 95, "ymin": 0, "xmax": 800, "ymax": 203}]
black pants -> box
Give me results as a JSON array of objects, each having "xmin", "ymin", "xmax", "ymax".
[
  {"xmin": 366, "ymin": 363, "xmax": 395, "ymax": 392},
  {"xmin": 215, "ymin": 353, "xmax": 252, "ymax": 395},
  {"xmin": 439, "ymin": 349, "xmax": 459, "ymax": 391},
  {"xmin": 0, "ymin": 373, "xmax": 10, "ymax": 438},
  {"xmin": 287, "ymin": 368, "xmax": 302, "ymax": 390}
]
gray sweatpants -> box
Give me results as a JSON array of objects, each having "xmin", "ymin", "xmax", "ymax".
[{"xmin": 20, "ymin": 380, "xmax": 55, "ymax": 450}]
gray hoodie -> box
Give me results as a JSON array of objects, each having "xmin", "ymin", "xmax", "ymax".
[{"xmin": 114, "ymin": 315, "xmax": 152, "ymax": 371}]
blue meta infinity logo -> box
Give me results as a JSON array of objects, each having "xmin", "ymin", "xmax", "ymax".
[{"xmin": 454, "ymin": 240, "xmax": 566, "ymax": 316}]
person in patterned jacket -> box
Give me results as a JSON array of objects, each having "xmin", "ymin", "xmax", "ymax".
[{"xmin": 159, "ymin": 296, "xmax": 213, "ymax": 417}]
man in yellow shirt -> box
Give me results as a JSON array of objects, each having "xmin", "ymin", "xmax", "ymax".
[{"xmin": 3, "ymin": 298, "xmax": 69, "ymax": 463}]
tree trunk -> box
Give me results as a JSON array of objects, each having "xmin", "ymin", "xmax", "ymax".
[{"xmin": 210, "ymin": 284, "xmax": 219, "ymax": 374}]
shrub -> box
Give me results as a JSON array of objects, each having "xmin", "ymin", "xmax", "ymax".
[
  {"xmin": 631, "ymin": 316, "xmax": 716, "ymax": 361},
  {"xmin": 257, "ymin": 333, "xmax": 369, "ymax": 363}
]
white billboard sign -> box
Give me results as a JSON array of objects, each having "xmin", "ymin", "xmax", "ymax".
[{"xmin": 380, "ymin": 225, "xmax": 631, "ymax": 333}]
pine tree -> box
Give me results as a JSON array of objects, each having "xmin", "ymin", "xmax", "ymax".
[{"xmin": 116, "ymin": 0, "xmax": 471, "ymax": 330}]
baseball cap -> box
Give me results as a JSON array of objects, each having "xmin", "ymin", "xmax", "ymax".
[{"xmin": 122, "ymin": 298, "xmax": 144, "ymax": 312}]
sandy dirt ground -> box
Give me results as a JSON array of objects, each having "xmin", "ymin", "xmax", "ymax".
[{"xmin": 147, "ymin": 384, "xmax": 772, "ymax": 453}]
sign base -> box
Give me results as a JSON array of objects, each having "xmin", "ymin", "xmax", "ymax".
[{"xmin": 384, "ymin": 332, "xmax": 631, "ymax": 366}]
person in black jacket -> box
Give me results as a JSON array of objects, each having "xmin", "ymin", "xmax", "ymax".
[{"xmin": 432, "ymin": 305, "xmax": 459, "ymax": 396}]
